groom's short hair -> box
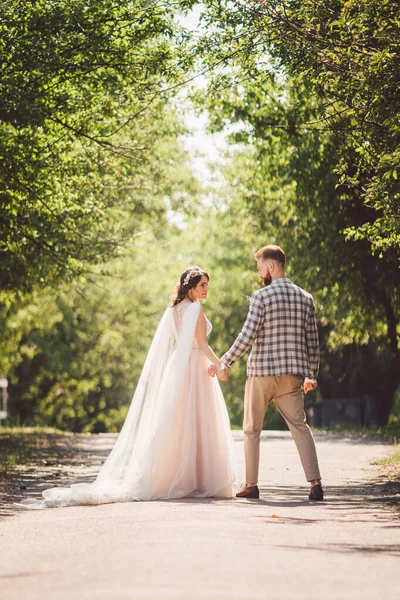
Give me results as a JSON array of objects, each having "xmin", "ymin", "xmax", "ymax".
[{"xmin": 254, "ymin": 245, "xmax": 286, "ymax": 266}]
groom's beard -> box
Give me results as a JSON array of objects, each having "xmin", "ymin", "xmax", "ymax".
[{"xmin": 262, "ymin": 275, "xmax": 272, "ymax": 287}]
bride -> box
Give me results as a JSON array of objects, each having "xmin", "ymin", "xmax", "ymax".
[{"xmin": 19, "ymin": 266, "xmax": 236, "ymax": 508}]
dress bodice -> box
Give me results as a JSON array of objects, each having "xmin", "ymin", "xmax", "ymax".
[{"xmin": 173, "ymin": 301, "xmax": 212, "ymax": 348}]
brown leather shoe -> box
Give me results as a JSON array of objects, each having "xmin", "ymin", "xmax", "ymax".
[
  {"xmin": 236, "ymin": 484, "xmax": 260, "ymax": 499},
  {"xmin": 309, "ymin": 484, "xmax": 324, "ymax": 501}
]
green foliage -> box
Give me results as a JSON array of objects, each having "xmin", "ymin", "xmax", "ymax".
[
  {"xmin": 0, "ymin": 0, "xmax": 193, "ymax": 290},
  {"xmin": 5, "ymin": 247, "xmax": 166, "ymax": 431},
  {"xmin": 2, "ymin": 133, "xmax": 200, "ymax": 432},
  {"xmin": 179, "ymin": 1, "xmax": 400, "ymax": 424},
  {"xmin": 217, "ymin": 117, "xmax": 399, "ymax": 422},
  {"xmin": 0, "ymin": 1, "xmax": 204, "ymax": 433},
  {"xmin": 195, "ymin": 0, "xmax": 400, "ymax": 252},
  {"xmin": 2, "ymin": 1, "xmax": 400, "ymax": 433}
]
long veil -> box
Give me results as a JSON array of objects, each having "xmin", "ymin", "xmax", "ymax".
[{"xmin": 18, "ymin": 301, "xmax": 204, "ymax": 508}]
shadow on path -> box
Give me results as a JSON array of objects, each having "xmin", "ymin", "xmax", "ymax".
[
  {"xmin": 0, "ymin": 434, "xmax": 115, "ymax": 520},
  {"xmin": 1, "ymin": 433, "xmax": 399, "ymax": 524},
  {"xmin": 274, "ymin": 543, "xmax": 400, "ymax": 556}
]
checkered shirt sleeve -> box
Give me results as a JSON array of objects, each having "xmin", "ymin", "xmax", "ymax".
[
  {"xmin": 306, "ymin": 300, "xmax": 320, "ymax": 379},
  {"xmin": 221, "ymin": 293, "xmax": 265, "ymax": 368}
]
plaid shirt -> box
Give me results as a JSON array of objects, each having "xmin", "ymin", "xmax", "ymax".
[{"xmin": 221, "ymin": 278, "xmax": 319, "ymax": 378}]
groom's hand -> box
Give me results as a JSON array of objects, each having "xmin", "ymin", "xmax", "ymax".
[
  {"xmin": 217, "ymin": 365, "xmax": 229, "ymax": 382},
  {"xmin": 304, "ymin": 378, "xmax": 318, "ymax": 394}
]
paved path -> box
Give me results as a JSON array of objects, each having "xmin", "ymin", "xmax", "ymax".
[{"xmin": 1, "ymin": 431, "xmax": 399, "ymax": 600}]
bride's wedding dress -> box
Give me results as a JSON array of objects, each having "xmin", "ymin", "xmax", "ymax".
[{"xmin": 19, "ymin": 300, "xmax": 236, "ymax": 508}]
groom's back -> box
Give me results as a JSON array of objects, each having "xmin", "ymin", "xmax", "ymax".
[
  {"xmin": 249, "ymin": 278, "xmax": 315, "ymax": 377},
  {"xmin": 260, "ymin": 278, "xmax": 312, "ymax": 330}
]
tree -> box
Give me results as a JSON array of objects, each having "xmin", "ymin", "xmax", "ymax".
[
  {"xmin": 171, "ymin": 1, "xmax": 400, "ymax": 424},
  {"xmin": 3, "ymin": 128, "xmax": 200, "ymax": 431},
  {"xmin": 192, "ymin": 0, "xmax": 400, "ymax": 253},
  {"xmin": 196, "ymin": 72, "xmax": 399, "ymax": 423},
  {"xmin": 0, "ymin": 0, "xmax": 193, "ymax": 290}
]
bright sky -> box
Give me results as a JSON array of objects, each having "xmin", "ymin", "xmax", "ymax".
[{"xmin": 175, "ymin": 6, "xmax": 227, "ymax": 184}]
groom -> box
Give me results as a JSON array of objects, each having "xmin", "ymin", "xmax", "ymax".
[{"xmin": 210, "ymin": 245, "xmax": 323, "ymax": 501}]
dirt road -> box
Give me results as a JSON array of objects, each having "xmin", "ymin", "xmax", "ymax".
[{"xmin": 1, "ymin": 431, "xmax": 399, "ymax": 600}]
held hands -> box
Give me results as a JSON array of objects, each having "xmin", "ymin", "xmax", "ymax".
[
  {"xmin": 303, "ymin": 378, "xmax": 318, "ymax": 394},
  {"xmin": 208, "ymin": 363, "xmax": 229, "ymax": 381},
  {"xmin": 218, "ymin": 365, "xmax": 229, "ymax": 381},
  {"xmin": 208, "ymin": 364, "xmax": 217, "ymax": 377}
]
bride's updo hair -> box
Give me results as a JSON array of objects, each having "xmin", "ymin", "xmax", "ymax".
[{"xmin": 170, "ymin": 266, "xmax": 209, "ymax": 307}]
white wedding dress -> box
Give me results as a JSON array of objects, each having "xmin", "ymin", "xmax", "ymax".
[{"xmin": 19, "ymin": 300, "xmax": 236, "ymax": 508}]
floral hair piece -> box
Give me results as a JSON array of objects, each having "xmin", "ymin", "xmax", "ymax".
[
  {"xmin": 183, "ymin": 269, "xmax": 202, "ymax": 286},
  {"xmin": 183, "ymin": 271, "xmax": 193, "ymax": 286}
]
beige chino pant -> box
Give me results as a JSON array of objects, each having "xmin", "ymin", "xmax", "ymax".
[{"xmin": 244, "ymin": 374, "xmax": 321, "ymax": 483}]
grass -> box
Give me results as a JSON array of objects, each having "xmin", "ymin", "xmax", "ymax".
[
  {"xmin": 374, "ymin": 446, "xmax": 400, "ymax": 514},
  {"xmin": 377, "ymin": 447, "xmax": 400, "ymax": 466}
]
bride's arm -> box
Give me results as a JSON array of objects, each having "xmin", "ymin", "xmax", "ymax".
[{"xmin": 195, "ymin": 307, "xmax": 222, "ymax": 368}]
